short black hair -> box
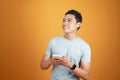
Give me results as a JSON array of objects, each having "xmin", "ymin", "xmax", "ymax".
[{"xmin": 65, "ymin": 9, "xmax": 82, "ymax": 30}]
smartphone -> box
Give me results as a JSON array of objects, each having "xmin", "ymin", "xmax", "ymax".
[{"xmin": 52, "ymin": 55, "xmax": 63, "ymax": 60}]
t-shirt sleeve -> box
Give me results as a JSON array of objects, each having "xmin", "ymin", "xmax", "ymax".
[
  {"xmin": 81, "ymin": 44, "xmax": 91, "ymax": 62},
  {"xmin": 45, "ymin": 40, "xmax": 52, "ymax": 56}
]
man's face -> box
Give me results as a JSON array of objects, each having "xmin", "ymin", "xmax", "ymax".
[{"xmin": 62, "ymin": 14, "xmax": 80, "ymax": 33}]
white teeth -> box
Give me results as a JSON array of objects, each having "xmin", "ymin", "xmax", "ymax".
[{"xmin": 64, "ymin": 27, "xmax": 68, "ymax": 29}]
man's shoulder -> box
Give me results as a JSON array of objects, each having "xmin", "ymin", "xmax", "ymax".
[
  {"xmin": 50, "ymin": 36, "xmax": 63, "ymax": 42},
  {"xmin": 51, "ymin": 36, "xmax": 63, "ymax": 40},
  {"xmin": 78, "ymin": 37, "xmax": 90, "ymax": 48},
  {"xmin": 52, "ymin": 36, "xmax": 63, "ymax": 39}
]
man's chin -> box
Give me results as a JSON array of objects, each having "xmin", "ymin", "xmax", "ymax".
[
  {"xmin": 63, "ymin": 29, "xmax": 71, "ymax": 33},
  {"xmin": 63, "ymin": 31, "xmax": 70, "ymax": 34}
]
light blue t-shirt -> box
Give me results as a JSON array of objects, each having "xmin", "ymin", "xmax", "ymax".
[{"xmin": 45, "ymin": 36, "xmax": 91, "ymax": 80}]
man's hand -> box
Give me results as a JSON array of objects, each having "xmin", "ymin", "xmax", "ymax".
[
  {"xmin": 51, "ymin": 56, "xmax": 73, "ymax": 69},
  {"xmin": 59, "ymin": 56, "xmax": 73, "ymax": 68},
  {"xmin": 51, "ymin": 57, "xmax": 63, "ymax": 65}
]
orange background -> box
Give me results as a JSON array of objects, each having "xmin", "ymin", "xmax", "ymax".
[{"xmin": 0, "ymin": 0, "xmax": 120, "ymax": 80}]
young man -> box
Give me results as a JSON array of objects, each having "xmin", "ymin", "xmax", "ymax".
[{"xmin": 40, "ymin": 10, "xmax": 91, "ymax": 80}]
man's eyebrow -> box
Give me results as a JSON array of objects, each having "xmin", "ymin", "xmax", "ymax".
[
  {"xmin": 63, "ymin": 18, "xmax": 72, "ymax": 20},
  {"xmin": 63, "ymin": 18, "xmax": 72, "ymax": 21},
  {"xmin": 67, "ymin": 18, "xmax": 73, "ymax": 20},
  {"xmin": 68, "ymin": 18, "xmax": 72, "ymax": 19}
]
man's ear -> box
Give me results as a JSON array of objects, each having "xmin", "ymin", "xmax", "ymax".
[{"xmin": 77, "ymin": 22, "xmax": 81, "ymax": 28}]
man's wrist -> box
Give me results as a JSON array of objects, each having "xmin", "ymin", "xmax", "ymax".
[{"xmin": 70, "ymin": 64, "xmax": 76, "ymax": 70}]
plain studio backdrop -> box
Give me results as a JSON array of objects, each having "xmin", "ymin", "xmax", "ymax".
[{"xmin": 0, "ymin": 0, "xmax": 120, "ymax": 80}]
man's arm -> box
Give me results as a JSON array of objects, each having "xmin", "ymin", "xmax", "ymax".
[
  {"xmin": 40, "ymin": 54, "xmax": 52, "ymax": 70},
  {"xmin": 72, "ymin": 62, "xmax": 90, "ymax": 80},
  {"xmin": 60, "ymin": 57, "xmax": 90, "ymax": 80},
  {"xmin": 40, "ymin": 54, "xmax": 63, "ymax": 70}
]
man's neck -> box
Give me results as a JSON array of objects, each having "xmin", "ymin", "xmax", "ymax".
[{"xmin": 64, "ymin": 32, "xmax": 78, "ymax": 40}]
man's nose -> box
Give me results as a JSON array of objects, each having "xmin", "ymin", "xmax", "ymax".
[{"xmin": 63, "ymin": 21, "xmax": 68, "ymax": 25}]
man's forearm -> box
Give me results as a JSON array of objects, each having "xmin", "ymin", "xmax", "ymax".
[
  {"xmin": 68, "ymin": 63, "xmax": 89, "ymax": 80},
  {"xmin": 40, "ymin": 59, "xmax": 52, "ymax": 70},
  {"xmin": 72, "ymin": 67, "xmax": 89, "ymax": 80}
]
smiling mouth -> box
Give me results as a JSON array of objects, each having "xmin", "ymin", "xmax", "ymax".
[{"xmin": 63, "ymin": 26, "xmax": 69, "ymax": 29}]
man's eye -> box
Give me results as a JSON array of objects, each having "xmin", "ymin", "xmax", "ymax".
[{"xmin": 68, "ymin": 20, "xmax": 71, "ymax": 22}]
